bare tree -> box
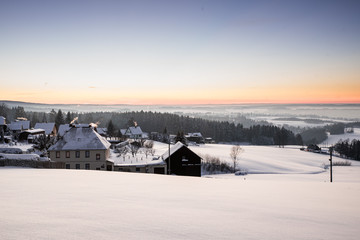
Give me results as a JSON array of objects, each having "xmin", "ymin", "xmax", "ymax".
[
  {"xmin": 116, "ymin": 146, "xmax": 128, "ymax": 158},
  {"xmin": 144, "ymin": 140, "xmax": 154, "ymax": 158},
  {"xmin": 129, "ymin": 142, "xmax": 140, "ymax": 157},
  {"xmin": 230, "ymin": 145, "xmax": 244, "ymax": 173}
]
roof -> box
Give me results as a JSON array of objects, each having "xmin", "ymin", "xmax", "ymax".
[
  {"xmin": 96, "ymin": 127, "xmax": 107, "ymax": 135},
  {"xmin": 58, "ymin": 124, "xmax": 71, "ymax": 136},
  {"xmin": 127, "ymin": 126, "xmax": 143, "ymax": 135},
  {"xmin": 23, "ymin": 129, "xmax": 45, "ymax": 134},
  {"xmin": 0, "ymin": 116, "xmax": 6, "ymax": 125},
  {"xmin": 161, "ymin": 141, "xmax": 186, "ymax": 160},
  {"xmin": 120, "ymin": 129, "xmax": 127, "ymax": 135},
  {"xmin": 187, "ymin": 132, "xmax": 203, "ymax": 138},
  {"xmin": 8, "ymin": 121, "xmax": 30, "ymax": 131},
  {"xmin": 49, "ymin": 126, "xmax": 111, "ymax": 151},
  {"xmin": 34, "ymin": 123, "xmax": 56, "ymax": 135}
]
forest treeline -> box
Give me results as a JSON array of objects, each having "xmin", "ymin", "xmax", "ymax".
[
  {"xmin": 1, "ymin": 103, "xmax": 358, "ymax": 146},
  {"xmin": 1, "ymin": 104, "xmax": 301, "ymax": 145},
  {"xmin": 334, "ymin": 139, "xmax": 360, "ymax": 160}
]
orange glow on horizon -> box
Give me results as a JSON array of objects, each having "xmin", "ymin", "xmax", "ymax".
[{"xmin": 1, "ymin": 83, "xmax": 360, "ymax": 105}]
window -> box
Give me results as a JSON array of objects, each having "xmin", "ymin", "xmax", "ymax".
[
  {"xmin": 85, "ymin": 151, "xmax": 90, "ymax": 158},
  {"xmin": 96, "ymin": 168, "xmax": 100, "ymax": 170},
  {"xmin": 65, "ymin": 164, "xmax": 70, "ymax": 169},
  {"xmin": 75, "ymin": 164, "xmax": 80, "ymax": 169},
  {"xmin": 136, "ymin": 167, "xmax": 140, "ymax": 172},
  {"xmin": 76, "ymin": 151, "xmax": 80, "ymax": 158},
  {"xmin": 56, "ymin": 151, "xmax": 60, "ymax": 158},
  {"xmin": 66, "ymin": 151, "xmax": 70, "ymax": 158},
  {"xmin": 96, "ymin": 153, "xmax": 100, "ymax": 160},
  {"xmin": 85, "ymin": 163, "xmax": 90, "ymax": 170}
]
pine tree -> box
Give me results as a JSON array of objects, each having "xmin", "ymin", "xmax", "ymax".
[
  {"xmin": 107, "ymin": 120, "xmax": 115, "ymax": 137},
  {"xmin": 66, "ymin": 111, "xmax": 72, "ymax": 124},
  {"xmin": 55, "ymin": 109, "xmax": 65, "ymax": 127}
]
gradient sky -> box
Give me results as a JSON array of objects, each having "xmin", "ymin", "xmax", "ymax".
[{"xmin": 1, "ymin": 0, "xmax": 360, "ymax": 104}]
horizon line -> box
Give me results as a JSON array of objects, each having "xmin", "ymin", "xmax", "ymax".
[{"xmin": 1, "ymin": 99, "xmax": 360, "ymax": 106}]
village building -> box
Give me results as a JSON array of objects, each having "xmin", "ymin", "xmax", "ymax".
[
  {"xmin": 186, "ymin": 132, "xmax": 205, "ymax": 144},
  {"xmin": 34, "ymin": 122, "xmax": 57, "ymax": 136},
  {"xmin": 121, "ymin": 126, "xmax": 147, "ymax": 139},
  {"xmin": 0, "ymin": 116, "xmax": 6, "ymax": 143},
  {"xmin": 48, "ymin": 125, "xmax": 113, "ymax": 171},
  {"xmin": 162, "ymin": 142, "xmax": 202, "ymax": 177},
  {"xmin": 7, "ymin": 120, "xmax": 30, "ymax": 136},
  {"xmin": 18, "ymin": 129, "xmax": 46, "ymax": 142}
]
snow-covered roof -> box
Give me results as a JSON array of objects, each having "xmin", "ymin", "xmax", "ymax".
[
  {"xmin": 187, "ymin": 132, "xmax": 203, "ymax": 138},
  {"xmin": 8, "ymin": 121, "xmax": 30, "ymax": 131},
  {"xmin": 0, "ymin": 153, "xmax": 40, "ymax": 161},
  {"xmin": 120, "ymin": 129, "xmax": 127, "ymax": 135},
  {"xmin": 0, "ymin": 116, "xmax": 6, "ymax": 125},
  {"xmin": 34, "ymin": 123, "xmax": 56, "ymax": 135},
  {"xmin": 58, "ymin": 124, "xmax": 71, "ymax": 136},
  {"xmin": 128, "ymin": 126, "xmax": 143, "ymax": 135},
  {"xmin": 23, "ymin": 129, "xmax": 45, "ymax": 134},
  {"xmin": 49, "ymin": 127, "xmax": 111, "ymax": 151},
  {"xmin": 96, "ymin": 128, "xmax": 107, "ymax": 135},
  {"xmin": 161, "ymin": 141, "xmax": 185, "ymax": 160}
]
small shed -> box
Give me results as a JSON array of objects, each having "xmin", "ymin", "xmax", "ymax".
[
  {"xmin": 162, "ymin": 142, "xmax": 201, "ymax": 177},
  {"xmin": 18, "ymin": 129, "xmax": 46, "ymax": 142}
]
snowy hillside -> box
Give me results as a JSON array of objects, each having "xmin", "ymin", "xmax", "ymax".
[
  {"xmin": 153, "ymin": 141, "xmax": 360, "ymax": 176},
  {"xmin": 1, "ymin": 168, "xmax": 360, "ymax": 240},
  {"xmin": 321, "ymin": 128, "xmax": 360, "ymax": 147}
]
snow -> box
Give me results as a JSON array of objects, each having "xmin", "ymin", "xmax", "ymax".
[
  {"xmin": 2, "ymin": 141, "xmax": 360, "ymax": 239},
  {"xmin": 7, "ymin": 120, "xmax": 30, "ymax": 131},
  {"xmin": 0, "ymin": 116, "xmax": 5, "ymax": 125},
  {"xmin": 49, "ymin": 127, "xmax": 110, "ymax": 151},
  {"xmin": 321, "ymin": 128, "xmax": 360, "ymax": 147},
  {"xmin": 34, "ymin": 123, "xmax": 55, "ymax": 135},
  {"xmin": 0, "ymin": 153, "xmax": 40, "ymax": 161},
  {"xmin": 58, "ymin": 124, "xmax": 71, "ymax": 136},
  {"xmin": 188, "ymin": 144, "xmax": 360, "ymax": 175},
  {"xmin": 110, "ymin": 149, "xmax": 165, "ymax": 166},
  {"xmin": 0, "ymin": 143, "xmax": 33, "ymax": 152},
  {"xmin": 1, "ymin": 167, "xmax": 360, "ymax": 240},
  {"xmin": 161, "ymin": 141, "xmax": 185, "ymax": 160}
]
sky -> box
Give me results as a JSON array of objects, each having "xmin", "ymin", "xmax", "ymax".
[{"xmin": 0, "ymin": 0, "xmax": 360, "ymax": 105}]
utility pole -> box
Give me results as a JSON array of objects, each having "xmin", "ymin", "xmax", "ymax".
[
  {"xmin": 329, "ymin": 146, "xmax": 333, "ymax": 182},
  {"xmin": 168, "ymin": 133, "xmax": 171, "ymax": 175}
]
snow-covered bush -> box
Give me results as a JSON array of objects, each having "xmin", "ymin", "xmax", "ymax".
[{"xmin": 201, "ymin": 154, "xmax": 232, "ymax": 175}]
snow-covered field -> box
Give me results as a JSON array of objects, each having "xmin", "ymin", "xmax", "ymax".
[
  {"xmin": 2, "ymin": 143, "xmax": 360, "ymax": 239},
  {"xmin": 321, "ymin": 128, "xmax": 360, "ymax": 147},
  {"xmin": 1, "ymin": 166, "xmax": 360, "ymax": 240}
]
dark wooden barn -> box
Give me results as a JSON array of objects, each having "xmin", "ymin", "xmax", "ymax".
[{"xmin": 162, "ymin": 142, "xmax": 201, "ymax": 177}]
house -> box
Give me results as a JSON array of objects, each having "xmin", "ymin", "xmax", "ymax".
[
  {"xmin": 8, "ymin": 120, "xmax": 30, "ymax": 134},
  {"xmin": 48, "ymin": 124, "xmax": 113, "ymax": 171},
  {"xmin": 121, "ymin": 126, "xmax": 144, "ymax": 139},
  {"xmin": 34, "ymin": 123, "xmax": 57, "ymax": 136},
  {"xmin": 18, "ymin": 129, "xmax": 46, "ymax": 142},
  {"xmin": 0, "ymin": 116, "xmax": 6, "ymax": 143},
  {"xmin": 162, "ymin": 142, "xmax": 202, "ymax": 177},
  {"xmin": 186, "ymin": 132, "xmax": 205, "ymax": 144}
]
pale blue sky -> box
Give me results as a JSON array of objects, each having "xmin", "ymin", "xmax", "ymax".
[{"xmin": 1, "ymin": 0, "xmax": 359, "ymax": 104}]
